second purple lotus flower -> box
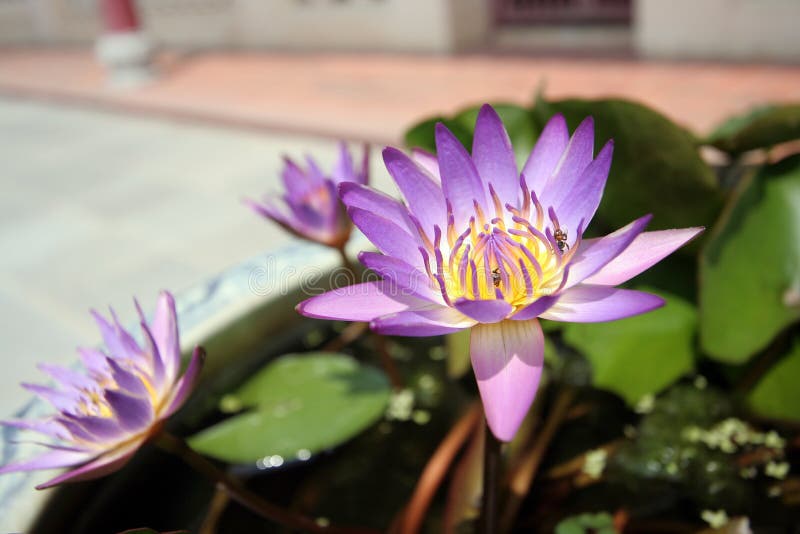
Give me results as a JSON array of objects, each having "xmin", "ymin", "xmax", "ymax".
[{"xmin": 298, "ymin": 104, "xmax": 703, "ymax": 441}]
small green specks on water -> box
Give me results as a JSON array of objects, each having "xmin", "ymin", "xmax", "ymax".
[
  {"xmin": 765, "ymin": 461, "xmax": 790, "ymax": 479},
  {"xmin": 635, "ymin": 393, "xmax": 655, "ymax": 414},
  {"xmin": 694, "ymin": 375, "xmax": 708, "ymax": 390},
  {"xmin": 315, "ymin": 517, "xmax": 330, "ymax": 527},
  {"xmin": 428, "ymin": 346, "xmax": 446, "ymax": 361},
  {"xmin": 740, "ymin": 466, "xmax": 757, "ymax": 479},
  {"xmin": 412, "ymin": 409, "xmax": 431, "ymax": 425},
  {"xmin": 303, "ymin": 329, "xmax": 326, "ymax": 347},
  {"xmin": 219, "ymin": 394, "xmax": 243, "ymax": 413},
  {"xmin": 582, "ymin": 449, "xmax": 608, "ymax": 479},
  {"xmin": 765, "ymin": 430, "xmax": 786, "ymax": 449},
  {"xmin": 386, "ymin": 388, "xmax": 415, "ymax": 421},
  {"xmin": 768, "ymin": 485, "xmax": 783, "ymax": 498},
  {"xmin": 296, "ymin": 449, "xmax": 312, "ymax": 461},
  {"xmin": 701, "ymin": 509, "xmax": 729, "ymax": 528}
]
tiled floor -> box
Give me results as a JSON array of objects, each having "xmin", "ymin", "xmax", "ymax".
[
  {"xmin": 0, "ymin": 97, "xmax": 392, "ymax": 417},
  {"xmin": 0, "ymin": 49, "xmax": 799, "ymax": 144}
]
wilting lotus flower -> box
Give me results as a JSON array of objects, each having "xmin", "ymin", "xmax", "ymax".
[
  {"xmin": 0, "ymin": 291, "xmax": 204, "ymax": 489},
  {"xmin": 298, "ymin": 104, "xmax": 702, "ymax": 441},
  {"xmin": 246, "ymin": 142, "xmax": 369, "ymax": 248}
]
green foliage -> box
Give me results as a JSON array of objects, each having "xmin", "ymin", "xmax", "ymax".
[
  {"xmin": 189, "ymin": 353, "xmax": 390, "ymax": 464},
  {"xmin": 562, "ymin": 288, "xmax": 697, "ymax": 405},
  {"xmin": 554, "ymin": 512, "xmax": 615, "ymax": 534},
  {"xmin": 747, "ymin": 337, "xmax": 800, "ymax": 421},
  {"xmin": 700, "ymin": 155, "xmax": 800, "ymax": 363},
  {"xmin": 707, "ymin": 104, "xmax": 800, "ymax": 155},
  {"xmin": 404, "ymin": 116, "xmax": 472, "ymax": 154},
  {"xmin": 534, "ymin": 98, "xmax": 722, "ymax": 233}
]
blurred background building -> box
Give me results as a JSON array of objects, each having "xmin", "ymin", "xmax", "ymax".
[{"xmin": 0, "ymin": 0, "xmax": 798, "ymax": 61}]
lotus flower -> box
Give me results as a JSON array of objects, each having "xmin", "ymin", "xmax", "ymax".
[
  {"xmin": 246, "ymin": 142, "xmax": 369, "ymax": 248},
  {"xmin": 298, "ymin": 105, "xmax": 703, "ymax": 441},
  {"xmin": 0, "ymin": 291, "xmax": 204, "ymax": 489}
]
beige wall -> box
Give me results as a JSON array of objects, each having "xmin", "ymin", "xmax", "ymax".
[
  {"xmin": 635, "ymin": 0, "xmax": 800, "ymax": 61},
  {"xmin": 2, "ymin": 0, "xmax": 489, "ymax": 53}
]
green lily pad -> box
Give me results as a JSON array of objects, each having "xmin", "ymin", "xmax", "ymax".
[
  {"xmin": 747, "ymin": 337, "xmax": 800, "ymax": 421},
  {"xmin": 404, "ymin": 116, "xmax": 473, "ymax": 154},
  {"xmin": 555, "ymin": 512, "xmax": 616, "ymax": 534},
  {"xmin": 534, "ymin": 98, "xmax": 723, "ymax": 235},
  {"xmin": 700, "ymin": 155, "xmax": 800, "ymax": 363},
  {"xmin": 189, "ymin": 353, "xmax": 391, "ymax": 464},
  {"xmin": 562, "ymin": 288, "xmax": 697, "ymax": 405},
  {"xmin": 707, "ymin": 104, "xmax": 800, "ymax": 155}
]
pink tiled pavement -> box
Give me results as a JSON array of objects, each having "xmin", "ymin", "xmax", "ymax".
[{"xmin": 0, "ymin": 48, "xmax": 798, "ymax": 144}]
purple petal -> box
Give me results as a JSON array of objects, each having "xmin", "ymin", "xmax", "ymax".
[
  {"xmin": 454, "ymin": 298, "xmax": 513, "ymax": 323},
  {"xmin": 37, "ymin": 364, "xmax": 95, "ymax": 391},
  {"xmin": 472, "ymin": 105, "xmax": 519, "ymax": 205},
  {"xmin": 0, "ymin": 449, "xmax": 92, "ymax": 476},
  {"xmin": 1, "ymin": 419, "xmax": 67, "ymax": 440},
  {"xmin": 471, "ymin": 319, "xmax": 544, "ymax": 442},
  {"xmin": 77, "ymin": 347, "xmax": 109, "ymax": 376},
  {"xmin": 370, "ymin": 306, "xmax": 474, "ymax": 336},
  {"xmin": 565, "ymin": 215, "xmax": 652, "ymax": 288},
  {"xmin": 104, "ymin": 390, "xmax": 153, "ymax": 433},
  {"xmin": 510, "ymin": 295, "xmax": 559, "ymax": 321},
  {"xmin": 36, "ymin": 440, "xmax": 141, "ymax": 489},
  {"xmin": 63, "ymin": 413, "xmax": 126, "ymax": 442},
  {"xmin": 348, "ymin": 207, "xmax": 423, "ymax": 265},
  {"xmin": 329, "ymin": 142, "xmax": 355, "ymax": 185},
  {"xmin": 106, "ymin": 358, "xmax": 149, "ymax": 398},
  {"xmin": 540, "ymin": 285, "xmax": 665, "ymax": 322},
  {"xmin": 522, "ymin": 114, "xmax": 569, "ymax": 196},
  {"xmin": 435, "ymin": 123, "xmax": 488, "ymax": 225},
  {"xmin": 339, "ymin": 182, "xmax": 416, "ymax": 235},
  {"xmin": 583, "ymin": 227, "xmax": 704, "ymax": 286},
  {"xmin": 149, "ymin": 291, "xmax": 181, "ymax": 382},
  {"xmin": 22, "ymin": 384, "xmax": 76, "ymax": 411},
  {"xmin": 550, "ymin": 139, "xmax": 613, "ymax": 235},
  {"xmin": 539, "ymin": 117, "xmax": 595, "ymax": 208},
  {"xmin": 164, "ymin": 346, "xmax": 206, "ymax": 417},
  {"xmin": 382, "ymin": 147, "xmax": 447, "ymax": 234},
  {"xmin": 358, "ymin": 252, "xmax": 441, "ymax": 302},
  {"xmin": 91, "ymin": 310, "xmax": 141, "ymax": 363},
  {"xmin": 410, "ymin": 148, "xmax": 440, "ymax": 181},
  {"xmin": 281, "ymin": 156, "xmax": 314, "ymax": 197},
  {"xmin": 297, "ymin": 281, "xmax": 424, "ymax": 322},
  {"xmin": 140, "ymin": 321, "xmax": 166, "ymax": 390}
]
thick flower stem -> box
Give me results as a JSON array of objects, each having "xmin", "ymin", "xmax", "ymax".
[
  {"xmin": 479, "ymin": 419, "xmax": 502, "ymax": 534},
  {"xmin": 154, "ymin": 431, "xmax": 379, "ymax": 534}
]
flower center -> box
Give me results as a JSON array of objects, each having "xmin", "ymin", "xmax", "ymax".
[{"xmin": 420, "ymin": 180, "xmax": 582, "ymax": 310}]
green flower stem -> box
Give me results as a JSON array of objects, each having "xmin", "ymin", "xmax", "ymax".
[
  {"xmin": 479, "ymin": 419, "xmax": 502, "ymax": 534},
  {"xmin": 335, "ymin": 244, "xmax": 358, "ymax": 281},
  {"xmin": 155, "ymin": 431, "xmax": 379, "ymax": 534}
]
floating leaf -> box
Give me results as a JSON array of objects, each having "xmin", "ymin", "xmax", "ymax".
[
  {"xmin": 747, "ymin": 337, "xmax": 800, "ymax": 421},
  {"xmin": 707, "ymin": 104, "xmax": 800, "ymax": 154},
  {"xmin": 189, "ymin": 353, "xmax": 391, "ymax": 464},
  {"xmin": 404, "ymin": 116, "xmax": 472, "ymax": 153},
  {"xmin": 562, "ymin": 288, "xmax": 696, "ymax": 405},
  {"xmin": 534, "ymin": 98, "xmax": 722, "ymax": 234},
  {"xmin": 700, "ymin": 155, "xmax": 800, "ymax": 363}
]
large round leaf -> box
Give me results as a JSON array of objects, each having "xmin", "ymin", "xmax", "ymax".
[
  {"xmin": 404, "ymin": 116, "xmax": 472, "ymax": 153},
  {"xmin": 747, "ymin": 337, "xmax": 800, "ymax": 422},
  {"xmin": 534, "ymin": 98, "xmax": 723, "ymax": 234},
  {"xmin": 562, "ymin": 288, "xmax": 697, "ymax": 405},
  {"xmin": 700, "ymin": 155, "xmax": 800, "ymax": 363},
  {"xmin": 706, "ymin": 104, "xmax": 800, "ymax": 155},
  {"xmin": 189, "ymin": 353, "xmax": 391, "ymax": 464}
]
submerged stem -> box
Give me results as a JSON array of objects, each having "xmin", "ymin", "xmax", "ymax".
[
  {"xmin": 155, "ymin": 431, "xmax": 379, "ymax": 534},
  {"xmin": 479, "ymin": 420, "xmax": 502, "ymax": 534}
]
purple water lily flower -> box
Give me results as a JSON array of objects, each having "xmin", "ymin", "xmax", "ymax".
[
  {"xmin": 246, "ymin": 142, "xmax": 369, "ymax": 248},
  {"xmin": 297, "ymin": 104, "xmax": 703, "ymax": 441},
  {"xmin": 0, "ymin": 291, "xmax": 204, "ymax": 489}
]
